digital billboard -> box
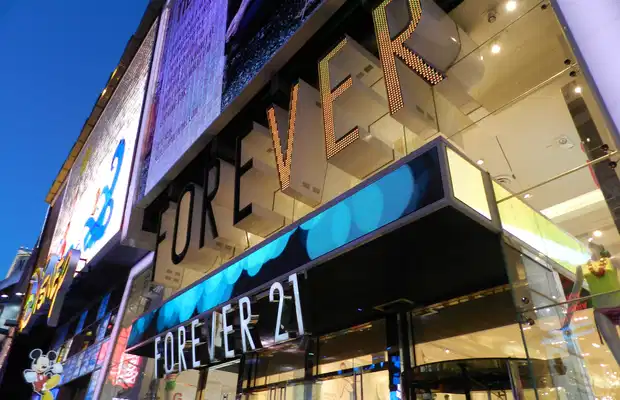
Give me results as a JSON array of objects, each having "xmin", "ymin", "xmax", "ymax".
[
  {"xmin": 137, "ymin": 0, "xmax": 326, "ymax": 200},
  {"xmin": 48, "ymin": 25, "xmax": 156, "ymax": 264}
]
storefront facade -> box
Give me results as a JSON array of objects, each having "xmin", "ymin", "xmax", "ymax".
[
  {"xmin": 100, "ymin": 0, "xmax": 620, "ymax": 399},
  {"xmin": 9, "ymin": 0, "xmax": 620, "ymax": 399}
]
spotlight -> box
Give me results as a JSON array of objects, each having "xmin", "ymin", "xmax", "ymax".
[
  {"xmin": 476, "ymin": 159, "xmax": 485, "ymax": 166},
  {"xmin": 593, "ymin": 230, "xmax": 603, "ymax": 238},
  {"xmin": 574, "ymin": 86, "xmax": 582, "ymax": 94},
  {"xmin": 505, "ymin": 0, "xmax": 517, "ymax": 12},
  {"xmin": 491, "ymin": 43, "xmax": 501, "ymax": 54}
]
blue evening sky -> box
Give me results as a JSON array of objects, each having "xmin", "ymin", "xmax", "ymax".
[{"xmin": 0, "ymin": 0, "xmax": 149, "ymax": 277}]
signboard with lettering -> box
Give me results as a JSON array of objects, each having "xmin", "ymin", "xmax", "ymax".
[
  {"xmin": 19, "ymin": 250, "xmax": 81, "ymax": 331},
  {"xmin": 128, "ymin": 0, "xmax": 486, "ymax": 358},
  {"xmin": 128, "ymin": 144, "xmax": 443, "ymax": 349},
  {"xmin": 153, "ymin": 273, "xmax": 304, "ymax": 377}
]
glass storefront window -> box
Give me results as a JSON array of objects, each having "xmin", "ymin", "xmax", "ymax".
[
  {"xmin": 317, "ymin": 321, "xmax": 387, "ymax": 375},
  {"xmin": 520, "ymin": 290, "xmax": 620, "ymax": 399},
  {"xmin": 243, "ymin": 343, "xmax": 305, "ymax": 388},
  {"xmin": 411, "ymin": 291, "xmax": 526, "ymax": 364}
]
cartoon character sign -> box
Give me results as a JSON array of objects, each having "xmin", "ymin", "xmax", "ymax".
[{"xmin": 23, "ymin": 349, "xmax": 63, "ymax": 400}]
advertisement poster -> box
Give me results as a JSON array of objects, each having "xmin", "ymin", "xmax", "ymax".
[
  {"xmin": 139, "ymin": 0, "xmax": 324, "ymax": 199},
  {"xmin": 49, "ymin": 25, "xmax": 156, "ymax": 264}
]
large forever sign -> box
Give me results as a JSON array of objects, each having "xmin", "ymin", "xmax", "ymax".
[
  {"xmin": 128, "ymin": 0, "xmax": 449, "ymax": 349},
  {"xmin": 154, "ymin": 274, "xmax": 304, "ymax": 377}
]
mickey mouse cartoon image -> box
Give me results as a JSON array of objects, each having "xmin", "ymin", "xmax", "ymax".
[{"xmin": 23, "ymin": 349, "xmax": 63, "ymax": 400}]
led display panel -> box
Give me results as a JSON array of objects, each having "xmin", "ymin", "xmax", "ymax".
[
  {"xmin": 138, "ymin": 0, "xmax": 326, "ymax": 200},
  {"xmin": 49, "ymin": 25, "xmax": 156, "ymax": 264}
]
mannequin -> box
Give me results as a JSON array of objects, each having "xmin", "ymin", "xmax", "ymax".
[{"xmin": 564, "ymin": 243, "xmax": 620, "ymax": 366}]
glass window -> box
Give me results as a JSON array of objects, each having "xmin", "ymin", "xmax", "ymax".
[{"xmin": 318, "ymin": 320, "xmax": 387, "ymax": 375}]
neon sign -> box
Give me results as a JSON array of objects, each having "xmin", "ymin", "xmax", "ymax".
[
  {"xmin": 19, "ymin": 250, "xmax": 81, "ymax": 331},
  {"xmin": 108, "ymin": 327, "xmax": 143, "ymax": 390}
]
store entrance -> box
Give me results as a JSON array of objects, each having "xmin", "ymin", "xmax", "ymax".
[
  {"xmin": 243, "ymin": 368, "xmax": 390, "ymax": 400},
  {"xmin": 241, "ymin": 321, "xmax": 391, "ymax": 400}
]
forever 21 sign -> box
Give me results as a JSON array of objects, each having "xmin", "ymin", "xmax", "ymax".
[{"xmin": 154, "ymin": 274, "xmax": 304, "ymax": 378}]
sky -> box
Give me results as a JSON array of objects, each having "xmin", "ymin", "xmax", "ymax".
[{"xmin": 0, "ymin": 0, "xmax": 149, "ymax": 278}]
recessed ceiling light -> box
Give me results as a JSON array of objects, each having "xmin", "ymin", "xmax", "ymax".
[
  {"xmin": 491, "ymin": 43, "xmax": 501, "ymax": 54},
  {"xmin": 505, "ymin": 0, "xmax": 517, "ymax": 12},
  {"xmin": 588, "ymin": 237, "xmax": 594, "ymax": 243},
  {"xmin": 524, "ymin": 193, "xmax": 532, "ymax": 199},
  {"xmin": 479, "ymin": 55, "xmax": 484, "ymax": 61},
  {"xmin": 15, "ymin": 292, "xmax": 23, "ymax": 296},
  {"xmin": 476, "ymin": 159, "xmax": 485, "ymax": 165},
  {"xmin": 0, "ymin": 294, "xmax": 7, "ymax": 299},
  {"xmin": 593, "ymin": 343, "xmax": 601, "ymax": 348},
  {"xmin": 450, "ymin": 36, "xmax": 457, "ymax": 42},
  {"xmin": 574, "ymin": 86, "xmax": 583, "ymax": 94},
  {"xmin": 444, "ymin": 349, "xmax": 450, "ymax": 353},
  {"xmin": 593, "ymin": 230, "xmax": 603, "ymax": 237}
]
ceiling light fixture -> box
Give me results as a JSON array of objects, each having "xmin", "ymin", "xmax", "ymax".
[
  {"xmin": 524, "ymin": 193, "xmax": 532, "ymax": 199},
  {"xmin": 593, "ymin": 343, "xmax": 601, "ymax": 348},
  {"xmin": 0, "ymin": 294, "xmax": 7, "ymax": 299},
  {"xmin": 15, "ymin": 292, "xmax": 23, "ymax": 296},
  {"xmin": 505, "ymin": 0, "xmax": 517, "ymax": 12},
  {"xmin": 476, "ymin": 159, "xmax": 485, "ymax": 166},
  {"xmin": 450, "ymin": 37, "xmax": 457, "ymax": 42},
  {"xmin": 574, "ymin": 86, "xmax": 583, "ymax": 94},
  {"xmin": 491, "ymin": 43, "xmax": 501, "ymax": 54},
  {"xmin": 593, "ymin": 230, "xmax": 603, "ymax": 237},
  {"xmin": 480, "ymin": 55, "xmax": 484, "ymax": 61}
]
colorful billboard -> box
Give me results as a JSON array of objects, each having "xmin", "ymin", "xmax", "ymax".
[
  {"xmin": 137, "ymin": 0, "xmax": 327, "ymax": 201},
  {"xmin": 49, "ymin": 25, "xmax": 156, "ymax": 265},
  {"xmin": 18, "ymin": 24, "xmax": 156, "ymax": 331}
]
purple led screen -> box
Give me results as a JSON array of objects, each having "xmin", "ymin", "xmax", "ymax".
[{"xmin": 138, "ymin": 0, "xmax": 324, "ymax": 200}]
